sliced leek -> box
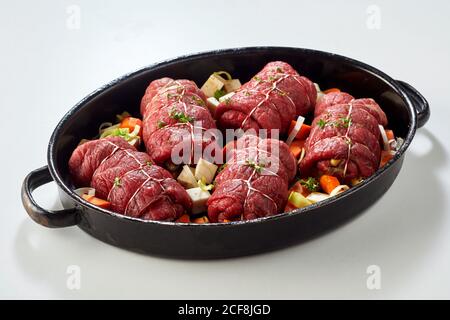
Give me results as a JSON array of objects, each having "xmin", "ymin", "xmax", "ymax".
[
  {"xmin": 288, "ymin": 191, "xmax": 312, "ymax": 208},
  {"xmin": 306, "ymin": 192, "xmax": 330, "ymax": 203}
]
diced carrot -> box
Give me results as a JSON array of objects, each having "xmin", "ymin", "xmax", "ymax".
[
  {"xmin": 323, "ymin": 88, "xmax": 341, "ymax": 94},
  {"xmin": 289, "ymin": 180, "xmax": 311, "ymax": 197},
  {"xmin": 81, "ymin": 194, "xmax": 111, "ymax": 209},
  {"xmin": 176, "ymin": 214, "xmax": 190, "ymax": 223},
  {"xmin": 319, "ymin": 175, "xmax": 340, "ymax": 194},
  {"xmin": 193, "ymin": 216, "xmax": 209, "ymax": 224},
  {"xmin": 380, "ymin": 150, "xmax": 394, "ymax": 167},
  {"xmin": 223, "ymin": 219, "xmax": 231, "ymax": 223},
  {"xmin": 289, "ymin": 140, "xmax": 305, "ymax": 158},
  {"xmin": 298, "ymin": 124, "xmax": 311, "ymax": 140},
  {"xmin": 288, "ymin": 121, "xmax": 312, "ymax": 140},
  {"xmin": 120, "ymin": 117, "xmax": 143, "ymax": 136},
  {"xmin": 284, "ymin": 202, "xmax": 297, "ymax": 212},
  {"xmin": 385, "ymin": 129, "xmax": 395, "ymax": 141}
]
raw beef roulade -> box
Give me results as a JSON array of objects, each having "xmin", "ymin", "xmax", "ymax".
[
  {"xmin": 140, "ymin": 78, "xmax": 219, "ymax": 166},
  {"xmin": 207, "ymin": 135, "xmax": 296, "ymax": 222},
  {"xmin": 69, "ymin": 136, "xmax": 192, "ymax": 221},
  {"xmin": 299, "ymin": 92, "xmax": 388, "ymax": 181},
  {"xmin": 215, "ymin": 61, "xmax": 317, "ymax": 135}
]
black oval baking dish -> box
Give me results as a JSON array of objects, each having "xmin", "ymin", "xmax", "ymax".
[{"xmin": 21, "ymin": 47, "xmax": 430, "ymax": 259}]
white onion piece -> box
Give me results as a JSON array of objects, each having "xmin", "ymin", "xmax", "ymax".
[
  {"xmin": 298, "ymin": 147, "xmax": 306, "ymax": 163},
  {"xmin": 218, "ymin": 91, "xmax": 235, "ymax": 103},
  {"xmin": 74, "ymin": 187, "xmax": 95, "ymax": 197},
  {"xmin": 286, "ymin": 115, "xmax": 305, "ymax": 146},
  {"xmin": 130, "ymin": 124, "xmax": 141, "ymax": 136},
  {"xmin": 306, "ymin": 192, "xmax": 330, "ymax": 203},
  {"xmin": 329, "ymin": 184, "xmax": 350, "ymax": 197},
  {"xmin": 379, "ymin": 125, "xmax": 390, "ymax": 151},
  {"xmin": 99, "ymin": 122, "xmax": 113, "ymax": 133},
  {"xmin": 314, "ymin": 83, "xmax": 324, "ymax": 102},
  {"xmin": 394, "ymin": 137, "xmax": 404, "ymax": 151}
]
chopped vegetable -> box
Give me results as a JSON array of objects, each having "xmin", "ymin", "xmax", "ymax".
[
  {"xmin": 392, "ymin": 137, "xmax": 404, "ymax": 151},
  {"xmin": 330, "ymin": 159, "xmax": 341, "ymax": 167},
  {"xmin": 193, "ymin": 216, "xmax": 209, "ymax": 224},
  {"xmin": 306, "ymin": 192, "xmax": 330, "ymax": 203},
  {"xmin": 385, "ymin": 129, "xmax": 395, "ymax": 141},
  {"xmin": 81, "ymin": 194, "xmax": 111, "ymax": 209},
  {"xmin": 289, "ymin": 140, "xmax": 305, "ymax": 158},
  {"xmin": 201, "ymin": 73, "xmax": 227, "ymax": 97},
  {"xmin": 213, "ymin": 71, "xmax": 232, "ymax": 80},
  {"xmin": 177, "ymin": 165, "xmax": 198, "ymax": 189},
  {"xmin": 224, "ymin": 79, "xmax": 241, "ymax": 93},
  {"xmin": 286, "ymin": 116, "xmax": 305, "ymax": 145},
  {"xmin": 323, "ymin": 88, "xmax": 341, "ymax": 94},
  {"xmin": 214, "ymin": 89, "xmax": 227, "ymax": 100},
  {"xmin": 380, "ymin": 150, "xmax": 395, "ymax": 167},
  {"xmin": 379, "ymin": 125, "xmax": 390, "ymax": 151},
  {"xmin": 206, "ymin": 97, "xmax": 220, "ymax": 114},
  {"xmin": 298, "ymin": 146, "xmax": 306, "ymax": 163},
  {"xmin": 350, "ymin": 177, "xmax": 364, "ymax": 186},
  {"xmin": 300, "ymin": 177, "xmax": 319, "ymax": 192},
  {"xmin": 100, "ymin": 122, "xmax": 141, "ymax": 146},
  {"xmin": 74, "ymin": 187, "xmax": 96, "ymax": 197},
  {"xmin": 284, "ymin": 202, "xmax": 298, "ymax": 212},
  {"xmin": 198, "ymin": 178, "xmax": 214, "ymax": 191},
  {"xmin": 195, "ymin": 158, "xmax": 218, "ymax": 184},
  {"xmin": 176, "ymin": 214, "xmax": 190, "ymax": 223},
  {"xmin": 329, "ymin": 184, "xmax": 350, "ymax": 197},
  {"xmin": 289, "ymin": 180, "xmax": 311, "ymax": 197},
  {"xmin": 288, "ymin": 191, "xmax": 312, "ymax": 209},
  {"xmin": 218, "ymin": 92, "xmax": 235, "ymax": 103},
  {"xmin": 287, "ymin": 119, "xmax": 311, "ymax": 142},
  {"xmin": 319, "ymin": 175, "xmax": 340, "ymax": 194},
  {"xmin": 120, "ymin": 117, "xmax": 143, "ymax": 137},
  {"xmin": 186, "ymin": 187, "xmax": 211, "ymax": 214}
]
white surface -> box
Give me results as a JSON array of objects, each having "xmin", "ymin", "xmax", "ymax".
[{"xmin": 1, "ymin": 0, "xmax": 449, "ymax": 299}]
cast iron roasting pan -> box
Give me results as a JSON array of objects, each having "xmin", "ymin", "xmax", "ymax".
[{"xmin": 21, "ymin": 47, "xmax": 430, "ymax": 259}]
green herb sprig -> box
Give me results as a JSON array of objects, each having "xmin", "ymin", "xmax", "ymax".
[
  {"xmin": 245, "ymin": 159, "xmax": 265, "ymax": 174},
  {"xmin": 300, "ymin": 177, "xmax": 319, "ymax": 192},
  {"xmin": 169, "ymin": 108, "xmax": 194, "ymax": 123}
]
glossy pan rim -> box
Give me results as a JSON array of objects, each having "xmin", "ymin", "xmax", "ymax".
[{"xmin": 47, "ymin": 46, "xmax": 417, "ymax": 227}]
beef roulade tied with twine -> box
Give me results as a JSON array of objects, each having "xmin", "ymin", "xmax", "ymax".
[
  {"xmin": 299, "ymin": 92, "xmax": 388, "ymax": 182},
  {"xmin": 69, "ymin": 136, "xmax": 192, "ymax": 221}
]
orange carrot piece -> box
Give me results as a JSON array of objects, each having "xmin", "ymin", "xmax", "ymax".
[
  {"xmin": 289, "ymin": 140, "xmax": 305, "ymax": 158},
  {"xmin": 385, "ymin": 129, "xmax": 395, "ymax": 141},
  {"xmin": 297, "ymin": 124, "xmax": 311, "ymax": 140},
  {"xmin": 176, "ymin": 214, "xmax": 190, "ymax": 223},
  {"xmin": 380, "ymin": 150, "xmax": 394, "ymax": 167},
  {"xmin": 289, "ymin": 180, "xmax": 311, "ymax": 197},
  {"xmin": 288, "ymin": 121, "xmax": 312, "ymax": 140},
  {"xmin": 193, "ymin": 216, "xmax": 209, "ymax": 224},
  {"xmin": 319, "ymin": 175, "xmax": 340, "ymax": 194},
  {"xmin": 81, "ymin": 194, "xmax": 111, "ymax": 209},
  {"xmin": 284, "ymin": 202, "xmax": 297, "ymax": 212},
  {"xmin": 120, "ymin": 117, "xmax": 143, "ymax": 136},
  {"xmin": 323, "ymin": 88, "xmax": 341, "ymax": 94}
]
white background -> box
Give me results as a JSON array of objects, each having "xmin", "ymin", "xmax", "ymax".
[{"xmin": 1, "ymin": 0, "xmax": 449, "ymax": 299}]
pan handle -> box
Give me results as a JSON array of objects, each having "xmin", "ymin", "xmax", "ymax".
[
  {"xmin": 21, "ymin": 166, "xmax": 80, "ymax": 228},
  {"xmin": 396, "ymin": 80, "xmax": 430, "ymax": 128}
]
